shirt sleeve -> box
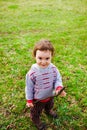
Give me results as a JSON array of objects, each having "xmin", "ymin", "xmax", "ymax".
[
  {"xmin": 25, "ymin": 72, "xmax": 35, "ymax": 100},
  {"xmin": 54, "ymin": 68, "xmax": 63, "ymax": 89}
]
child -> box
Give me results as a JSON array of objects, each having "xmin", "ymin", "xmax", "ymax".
[{"xmin": 25, "ymin": 39, "xmax": 66, "ymax": 130}]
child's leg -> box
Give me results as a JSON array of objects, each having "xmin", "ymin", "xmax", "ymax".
[
  {"xmin": 45, "ymin": 98, "xmax": 58, "ymax": 118},
  {"xmin": 44, "ymin": 98, "xmax": 54, "ymax": 112},
  {"xmin": 30, "ymin": 102, "xmax": 45, "ymax": 128}
]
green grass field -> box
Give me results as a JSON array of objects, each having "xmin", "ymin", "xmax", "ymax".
[{"xmin": 0, "ymin": 0, "xmax": 87, "ymax": 129}]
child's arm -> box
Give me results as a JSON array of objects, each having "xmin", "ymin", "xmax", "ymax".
[
  {"xmin": 25, "ymin": 73, "xmax": 35, "ymax": 107},
  {"xmin": 54, "ymin": 68, "xmax": 66, "ymax": 97}
]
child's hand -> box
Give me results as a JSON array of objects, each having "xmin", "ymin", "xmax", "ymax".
[
  {"xmin": 60, "ymin": 90, "xmax": 66, "ymax": 97},
  {"xmin": 55, "ymin": 90, "xmax": 66, "ymax": 97},
  {"xmin": 26, "ymin": 102, "xmax": 34, "ymax": 108}
]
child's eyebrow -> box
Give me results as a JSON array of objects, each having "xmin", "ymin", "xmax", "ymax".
[{"xmin": 46, "ymin": 57, "xmax": 50, "ymax": 59}]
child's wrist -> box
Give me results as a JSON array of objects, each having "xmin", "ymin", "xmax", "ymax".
[
  {"xmin": 27, "ymin": 100, "xmax": 33, "ymax": 103},
  {"xmin": 56, "ymin": 86, "xmax": 63, "ymax": 91}
]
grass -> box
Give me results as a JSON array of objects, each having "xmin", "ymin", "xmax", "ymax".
[{"xmin": 0, "ymin": 0, "xmax": 87, "ymax": 129}]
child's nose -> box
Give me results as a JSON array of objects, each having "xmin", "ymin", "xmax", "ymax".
[{"xmin": 42, "ymin": 60, "xmax": 46, "ymax": 64}]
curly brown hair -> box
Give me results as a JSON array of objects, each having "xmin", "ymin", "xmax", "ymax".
[{"xmin": 33, "ymin": 39, "xmax": 54, "ymax": 57}]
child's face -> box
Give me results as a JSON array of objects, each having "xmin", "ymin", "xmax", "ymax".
[{"xmin": 35, "ymin": 50, "xmax": 52, "ymax": 68}]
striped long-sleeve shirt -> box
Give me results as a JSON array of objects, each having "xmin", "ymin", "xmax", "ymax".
[{"xmin": 25, "ymin": 63, "xmax": 63, "ymax": 102}]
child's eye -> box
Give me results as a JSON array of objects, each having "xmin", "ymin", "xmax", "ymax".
[
  {"xmin": 46, "ymin": 57, "xmax": 50, "ymax": 60},
  {"xmin": 39, "ymin": 57, "xmax": 42, "ymax": 60}
]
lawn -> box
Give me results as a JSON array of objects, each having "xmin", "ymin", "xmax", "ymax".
[{"xmin": 0, "ymin": 0, "xmax": 87, "ymax": 130}]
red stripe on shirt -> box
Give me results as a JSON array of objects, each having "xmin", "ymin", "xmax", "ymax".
[
  {"xmin": 44, "ymin": 82, "xmax": 50, "ymax": 84},
  {"xmin": 42, "ymin": 73, "xmax": 48, "ymax": 75}
]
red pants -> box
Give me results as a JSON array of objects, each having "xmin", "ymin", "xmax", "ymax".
[{"xmin": 30, "ymin": 98, "xmax": 54, "ymax": 125}]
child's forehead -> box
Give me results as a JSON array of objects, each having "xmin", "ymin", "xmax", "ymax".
[
  {"xmin": 36, "ymin": 50, "xmax": 52, "ymax": 55},
  {"xmin": 36, "ymin": 50, "xmax": 51, "ymax": 53}
]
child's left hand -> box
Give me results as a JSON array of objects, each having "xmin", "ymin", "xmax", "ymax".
[{"xmin": 55, "ymin": 90, "xmax": 66, "ymax": 97}]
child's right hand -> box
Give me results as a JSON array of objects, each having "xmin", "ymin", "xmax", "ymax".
[{"xmin": 26, "ymin": 102, "xmax": 34, "ymax": 108}]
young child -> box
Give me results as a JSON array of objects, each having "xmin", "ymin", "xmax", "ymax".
[{"xmin": 25, "ymin": 39, "xmax": 66, "ymax": 130}]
